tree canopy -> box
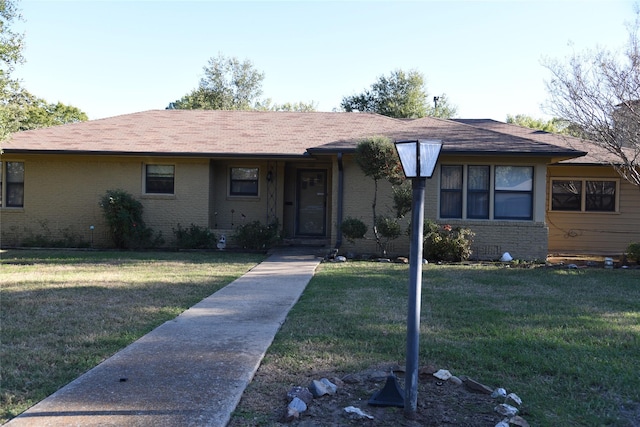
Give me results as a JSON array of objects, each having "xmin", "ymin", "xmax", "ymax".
[
  {"xmin": 505, "ymin": 114, "xmax": 575, "ymax": 135},
  {"xmin": 171, "ymin": 53, "xmax": 316, "ymax": 112},
  {"xmin": 1, "ymin": 0, "xmax": 87, "ymax": 141},
  {"xmin": 542, "ymin": 8, "xmax": 640, "ymax": 188},
  {"xmin": 172, "ymin": 53, "xmax": 265, "ymax": 110},
  {"xmin": 341, "ymin": 69, "xmax": 457, "ymax": 119}
]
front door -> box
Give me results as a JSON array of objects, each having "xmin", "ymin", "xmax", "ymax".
[{"xmin": 296, "ymin": 169, "xmax": 327, "ymax": 236}]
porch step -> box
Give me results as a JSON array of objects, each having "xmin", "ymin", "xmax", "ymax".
[{"xmin": 281, "ymin": 238, "xmax": 330, "ymax": 247}]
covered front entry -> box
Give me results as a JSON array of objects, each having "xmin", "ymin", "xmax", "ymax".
[{"xmin": 282, "ymin": 162, "xmax": 332, "ymax": 243}]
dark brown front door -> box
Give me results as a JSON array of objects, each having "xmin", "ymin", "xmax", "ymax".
[{"xmin": 296, "ymin": 169, "xmax": 327, "ymax": 236}]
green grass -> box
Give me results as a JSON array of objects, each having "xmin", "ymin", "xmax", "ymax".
[
  {"xmin": 0, "ymin": 249, "xmax": 266, "ymax": 424},
  {"xmin": 235, "ymin": 262, "xmax": 640, "ymax": 426}
]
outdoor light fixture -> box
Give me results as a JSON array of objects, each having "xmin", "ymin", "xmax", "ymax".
[
  {"xmin": 395, "ymin": 139, "xmax": 442, "ymax": 178},
  {"xmin": 394, "ymin": 138, "xmax": 442, "ymax": 418}
]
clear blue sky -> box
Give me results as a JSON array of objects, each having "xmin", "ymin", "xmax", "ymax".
[{"xmin": 13, "ymin": 0, "xmax": 636, "ymax": 121}]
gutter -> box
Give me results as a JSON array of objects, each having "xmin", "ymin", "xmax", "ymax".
[{"xmin": 335, "ymin": 152, "xmax": 344, "ymax": 251}]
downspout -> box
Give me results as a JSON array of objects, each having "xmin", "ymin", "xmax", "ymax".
[{"xmin": 335, "ymin": 152, "xmax": 344, "ymax": 250}]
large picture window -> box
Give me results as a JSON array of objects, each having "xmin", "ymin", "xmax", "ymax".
[
  {"xmin": 551, "ymin": 178, "xmax": 617, "ymax": 212},
  {"xmin": 230, "ymin": 167, "xmax": 259, "ymax": 196},
  {"xmin": 145, "ymin": 164, "xmax": 175, "ymax": 194},
  {"xmin": 494, "ymin": 166, "xmax": 533, "ymax": 220},
  {"xmin": 1, "ymin": 161, "xmax": 25, "ymax": 208}
]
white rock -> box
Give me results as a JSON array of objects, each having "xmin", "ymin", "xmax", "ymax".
[
  {"xmin": 320, "ymin": 378, "xmax": 337, "ymax": 394},
  {"xmin": 506, "ymin": 392, "xmax": 522, "ymax": 406},
  {"xmin": 344, "ymin": 406, "xmax": 374, "ymax": 420},
  {"xmin": 288, "ymin": 397, "xmax": 307, "ymax": 413},
  {"xmin": 491, "ymin": 387, "xmax": 507, "ymax": 398},
  {"xmin": 433, "ymin": 369, "xmax": 452, "ymax": 380},
  {"xmin": 495, "ymin": 403, "xmax": 519, "ymax": 417},
  {"xmin": 500, "ymin": 252, "xmax": 513, "ymax": 262}
]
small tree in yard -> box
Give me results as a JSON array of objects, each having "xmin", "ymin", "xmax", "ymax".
[
  {"xmin": 354, "ymin": 136, "xmax": 406, "ymax": 256},
  {"xmin": 99, "ymin": 189, "xmax": 163, "ymax": 249}
]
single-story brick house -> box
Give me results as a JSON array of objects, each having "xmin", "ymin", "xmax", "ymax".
[{"xmin": 2, "ymin": 109, "xmax": 634, "ymax": 260}]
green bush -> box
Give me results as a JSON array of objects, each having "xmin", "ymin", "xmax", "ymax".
[
  {"xmin": 423, "ymin": 220, "xmax": 475, "ymax": 262},
  {"xmin": 340, "ymin": 217, "xmax": 368, "ymax": 243},
  {"xmin": 99, "ymin": 189, "xmax": 163, "ymax": 249},
  {"xmin": 232, "ymin": 220, "xmax": 281, "ymax": 251},
  {"xmin": 173, "ymin": 223, "xmax": 217, "ymax": 249},
  {"xmin": 626, "ymin": 242, "xmax": 640, "ymax": 263}
]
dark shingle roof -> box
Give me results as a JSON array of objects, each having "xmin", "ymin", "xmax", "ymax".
[
  {"xmin": 453, "ymin": 119, "xmax": 616, "ymax": 164},
  {"xmin": 3, "ymin": 110, "xmax": 586, "ymax": 160}
]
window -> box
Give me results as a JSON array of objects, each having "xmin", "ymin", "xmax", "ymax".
[
  {"xmin": 145, "ymin": 165, "xmax": 174, "ymax": 194},
  {"xmin": 440, "ymin": 165, "xmax": 462, "ymax": 218},
  {"xmin": 230, "ymin": 167, "xmax": 259, "ymax": 196},
  {"xmin": 1, "ymin": 161, "xmax": 25, "ymax": 208},
  {"xmin": 551, "ymin": 179, "xmax": 617, "ymax": 212},
  {"xmin": 551, "ymin": 180, "xmax": 582, "ymax": 211},
  {"xmin": 439, "ymin": 164, "xmax": 535, "ymax": 221},
  {"xmin": 494, "ymin": 166, "xmax": 533, "ymax": 220},
  {"xmin": 467, "ymin": 165, "xmax": 490, "ymax": 219}
]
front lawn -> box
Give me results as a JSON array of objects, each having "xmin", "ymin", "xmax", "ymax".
[
  {"xmin": 0, "ymin": 249, "xmax": 265, "ymax": 424},
  {"xmin": 230, "ymin": 262, "xmax": 640, "ymax": 426}
]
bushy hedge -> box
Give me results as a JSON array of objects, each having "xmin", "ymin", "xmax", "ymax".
[
  {"xmin": 423, "ymin": 220, "xmax": 475, "ymax": 262},
  {"xmin": 232, "ymin": 220, "xmax": 281, "ymax": 251},
  {"xmin": 173, "ymin": 223, "xmax": 217, "ymax": 249}
]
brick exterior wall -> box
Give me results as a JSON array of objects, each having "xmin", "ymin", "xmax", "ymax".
[
  {"xmin": 1, "ymin": 155, "xmax": 209, "ymax": 248},
  {"xmin": 335, "ymin": 155, "xmax": 549, "ymax": 261}
]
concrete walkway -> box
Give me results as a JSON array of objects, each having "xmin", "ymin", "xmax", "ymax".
[{"xmin": 5, "ymin": 250, "xmax": 322, "ymax": 427}]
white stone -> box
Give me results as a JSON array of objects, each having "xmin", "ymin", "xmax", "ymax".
[{"xmin": 433, "ymin": 369, "xmax": 452, "ymax": 380}]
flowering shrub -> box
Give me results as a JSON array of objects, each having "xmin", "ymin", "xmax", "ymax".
[
  {"xmin": 423, "ymin": 220, "xmax": 475, "ymax": 262},
  {"xmin": 99, "ymin": 189, "xmax": 163, "ymax": 249}
]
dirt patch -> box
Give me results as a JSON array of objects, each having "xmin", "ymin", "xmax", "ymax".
[{"xmin": 230, "ymin": 363, "xmax": 520, "ymax": 427}]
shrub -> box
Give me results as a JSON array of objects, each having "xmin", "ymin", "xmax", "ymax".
[
  {"xmin": 99, "ymin": 189, "xmax": 164, "ymax": 249},
  {"xmin": 423, "ymin": 220, "xmax": 475, "ymax": 262},
  {"xmin": 340, "ymin": 217, "xmax": 368, "ymax": 243},
  {"xmin": 232, "ymin": 220, "xmax": 281, "ymax": 251},
  {"xmin": 173, "ymin": 223, "xmax": 217, "ymax": 249},
  {"xmin": 627, "ymin": 242, "xmax": 640, "ymax": 263}
]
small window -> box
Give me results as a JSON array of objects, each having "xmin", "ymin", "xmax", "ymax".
[
  {"xmin": 467, "ymin": 165, "xmax": 490, "ymax": 219},
  {"xmin": 494, "ymin": 166, "xmax": 533, "ymax": 220},
  {"xmin": 1, "ymin": 161, "xmax": 25, "ymax": 208},
  {"xmin": 230, "ymin": 167, "xmax": 259, "ymax": 196},
  {"xmin": 145, "ymin": 165, "xmax": 175, "ymax": 194},
  {"xmin": 440, "ymin": 165, "xmax": 462, "ymax": 218}
]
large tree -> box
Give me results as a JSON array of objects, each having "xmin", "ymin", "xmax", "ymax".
[
  {"xmin": 542, "ymin": 9, "xmax": 640, "ymax": 188},
  {"xmin": 1, "ymin": 0, "xmax": 87, "ymax": 141},
  {"xmin": 172, "ymin": 53, "xmax": 316, "ymax": 112},
  {"xmin": 341, "ymin": 69, "xmax": 457, "ymax": 119},
  {"xmin": 172, "ymin": 53, "xmax": 265, "ymax": 110}
]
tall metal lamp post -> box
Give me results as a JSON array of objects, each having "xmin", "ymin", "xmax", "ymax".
[{"xmin": 394, "ymin": 139, "xmax": 442, "ymax": 418}]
